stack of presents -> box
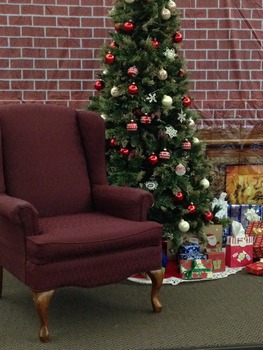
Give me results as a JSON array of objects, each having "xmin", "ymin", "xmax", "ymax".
[{"xmin": 166, "ymin": 192, "xmax": 263, "ymax": 281}]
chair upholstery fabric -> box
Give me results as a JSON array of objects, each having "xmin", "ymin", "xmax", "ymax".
[{"xmin": 0, "ymin": 104, "xmax": 163, "ymax": 294}]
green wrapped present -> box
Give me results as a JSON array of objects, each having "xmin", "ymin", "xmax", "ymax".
[{"xmin": 180, "ymin": 259, "xmax": 213, "ymax": 280}]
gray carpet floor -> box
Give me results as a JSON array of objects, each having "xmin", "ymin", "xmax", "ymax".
[{"xmin": 1, "ymin": 269, "xmax": 263, "ymax": 350}]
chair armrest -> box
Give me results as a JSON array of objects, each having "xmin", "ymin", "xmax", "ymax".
[
  {"xmin": 92, "ymin": 184, "xmax": 154, "ymax": 221},
  {"xmin": 0, "ymin": 193, "xmax": 39, "ymax": 235}
]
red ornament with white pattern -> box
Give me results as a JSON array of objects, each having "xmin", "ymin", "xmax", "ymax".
[
  {"xmin": 127, "ymin": 66, "xmax": 138, "ymax": 77},
  {"xmin": 126, "ymin": 120, "xmax": 138, "ymax": 132},
  {"xmin": 159, "ymin": 149, "xmax": 170, "ymax": 160},
  {"xmin": 140, "ymin": 114, "xmax": 151, "ymax": 124},
  {"xmin": 182, "ymin": 139, "xmax": 191, "ymax": 150}
]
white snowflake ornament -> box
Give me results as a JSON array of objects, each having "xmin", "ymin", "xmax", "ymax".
[
  {"xmin": 178, "ymin": 110, "xmax": 187, "ymax": 122},
  {"xmin": 164, "ymin": 47, "xmax": 176, "ymax": 60},
  {"xmin": 146, "ymin": 92, "xmax": 157, "ymax": 103},
  {"xmin": 165, "ymin": 125, "xmax": 178, "ymax": 138},
  {"xmin": 145, "ymin": 180, "xmax": 158, "ymax": 191}
]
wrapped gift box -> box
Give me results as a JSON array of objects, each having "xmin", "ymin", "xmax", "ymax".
[
  {"xmin": 179, "ymin": 241, "xmax": 200, "ymax": 254},
  {"xmin": 227, "ymin": 204, "xmax": 262, "ymax": 234},
  {"xmin": 225, "ymin": 236, "xmax": 253, "ymax": 267},
  {"xmin": 207, "ymin": 251, "xmax": 225, "ymax": 272},
  {"xmin": 246, "ymin": 261, "xmax": 263, "ymax": 275},
  {"xmin": 245, "ymin": 222, "xmax": 263, "ymax": 258},
  {"xmin": 178, "ymin": 253, "xmax": 207, "ymax": 260},
  {"xmin": 180, "ymin": 259, "xmax": 213, "ymax": 280}
]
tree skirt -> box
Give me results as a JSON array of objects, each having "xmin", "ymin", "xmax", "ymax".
[{"xmin": 128, "ymin": 260, "xmax": 244, "ymax": 286}]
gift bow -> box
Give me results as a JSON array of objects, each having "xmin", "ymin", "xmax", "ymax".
[
  {"xmin": 244, "ymin": 208, "xmax": 260, "ymax": 222},
  {"xmin": 211, "ymin": 192, "xmax": 228, "ymax": 219},
  {"xmin": 183, "ymin": 260, "xmax": 211, "ymax": 279},
  {"xmin": 252, "ymin": 227, "xmax": 263, "ymax": 235}
]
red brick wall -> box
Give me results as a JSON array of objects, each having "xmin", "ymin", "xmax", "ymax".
[{"xmin": 0, "ymin": 0, "xmax": 262, "ymax": 127}]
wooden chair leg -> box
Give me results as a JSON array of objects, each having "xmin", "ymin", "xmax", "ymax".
[
  {"xmin": 0, "ymin": 266, "xmax": 3, "ymax": 298},
  {"xmin": 147, "ymin": 269, "xmax": 163, "ymax": 313},
  {"xmin": 32, "ymin": 289, "xmax": 55, "ymax": 343}
]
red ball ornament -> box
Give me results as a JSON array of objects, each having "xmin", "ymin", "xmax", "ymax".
[
  {"xmin": 151, "ymin": 38, "xmax": 160, "ymax": 48},
  {"xmin": 173, "ymin": 32, "xmax": 183, "ymax": 43},
  {"xmin": 148, "ymin": 154, "xmax": 158, "ymax": 165},
  {"xmin": 110, "ymin": 41, "xmax": 119, "ymax": 48},
  {"xmin": 188, "ymin": 203, "xmax": 196, "ymax": 214},
  {"xmin": 180, "ymin": 69, "xmax": 185, "ymax": 77},
  {"xmin": 105, "ymin": 52, "xmax": 115, "ymax": 64},
  {"xmin": 109, "ymin": 138, "xmax": 117, "ymax": 147},
  {"xmin": 123, "ymin": 21, "xmax": 134, "ymax": 32},
  {"xmin": 127, "ymin": 66, "xmax": 138, "ymax": 77},
  {"xmin": 133, "ymin": 107, "xmax": 142, "ymax": 116},
  {"xmin": 120, "ymin": 148, "xmax": 129, "ymax": 155},
  {"xmin": 126, "ymin": 120, "xmax": 138, "ymax": 132},
  {"xmin": 128, "ymin": 83, "xmax": 139, "ymax": 95},
  {"xmin": 183, "ymin": 96, "xmax": 191, "ymax": 107},
  {"xmin": 204, "ymin": 211, "xmax": 213, "ymax": 221},
  {"xmin": 174, "ymin": 191, "xmax": 184, "ymax": 201},
  {"xmin": 140, "ymin": 114, "xmax": 151, "ymax": 124},
  {"xmin": 94, "ymin": 80, "xmax": 104, "ymax": 91},
  {"xmin": 114, "ymin": 23, "xmax": 121, "ymax": 32}
]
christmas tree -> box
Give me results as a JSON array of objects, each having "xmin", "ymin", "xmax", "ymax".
[{"xmin": 87, "ymin": 0, "xmax": 215, "ymax": 249}]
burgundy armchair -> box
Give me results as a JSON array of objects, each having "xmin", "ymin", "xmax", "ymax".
[{"xmin": 0, "ymin": 104, "xmax": 163, "ymax": 342}]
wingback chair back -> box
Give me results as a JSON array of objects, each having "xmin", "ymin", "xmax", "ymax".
[
  {"xmin": 0, "ymin": 104, "xmax": 105, "ymax": 216},
  {"xmin": 0, "ymin": 104, "xmax": 163, "ymax": 342}
]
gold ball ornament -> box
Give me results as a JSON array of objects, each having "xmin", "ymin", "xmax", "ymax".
[
  {"xmin": 110, "ymin": 86, "xmax": 120, "ymax": 97},
  {"xmin": 168, "ymin": 1, "xmax": 177, "ymax": 12},
  {"xmin": 158, "ymin": 68, "xmax": 168, "ymax": 80},
  {"xmin": 161, "ymin": 8, "xmax": 171, "ymax": 20}
]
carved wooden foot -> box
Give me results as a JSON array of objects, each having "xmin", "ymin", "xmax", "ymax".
[
  {"xmin": 0, "ymin": 266, "xmax": 3, "ymax": 298},
  {"xmin": 147, "ymin": 269, "xmax": 163, "ymax": 313},
  {"xmin": 32, "ymin": 289, "xmax": 55, "ymax": 342}
]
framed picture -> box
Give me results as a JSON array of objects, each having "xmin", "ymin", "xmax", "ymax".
[{"xmin": 225, "ymin": 164, "xmax": 263, "ymax": 204}]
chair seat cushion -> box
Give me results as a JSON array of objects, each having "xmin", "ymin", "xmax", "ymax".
[{"xmin": 26, "ymin": 212, "xmax": 162, "ymax": 264}]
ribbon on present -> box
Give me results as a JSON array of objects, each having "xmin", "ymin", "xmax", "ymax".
[
  {"xmin": 252, "ymin": 227, "xmax": 263, "ymax": 235},
  {"xmin": 212, "ymin": 192, "xmax": 228, "ymax": 219},
  {"xmin": 182, "ymin": 259, "xmax": 211, "ymax": 279},
  {"xmin": 244, "ymin": 208, "xmax": 261, "ymax": 222}
]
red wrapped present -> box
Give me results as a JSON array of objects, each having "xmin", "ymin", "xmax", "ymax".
[
  {"xmin": 245, "ymin": 221, "xmax": 263, "ymax": 258},
  {"xmin": 253, "ymin": 234, "xmax": 263, "ymax": 258},
  {"xmin": 180, "ymin": 259, "xmax": 213, "ymax": 280},
  {"xmin": 245, "ymin": 221, "xmax": 263, "ymax": 235},
  {"xmin": 207, "ymin": 251, "xmax": 225, "ymax": 272},
  {"xmin": 246, "ymin": 261, "xmax": 263, "ymax": 275},
  {"xmin": 225, "ymin": 236, "xmax": 253, "ymax": 268}
]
